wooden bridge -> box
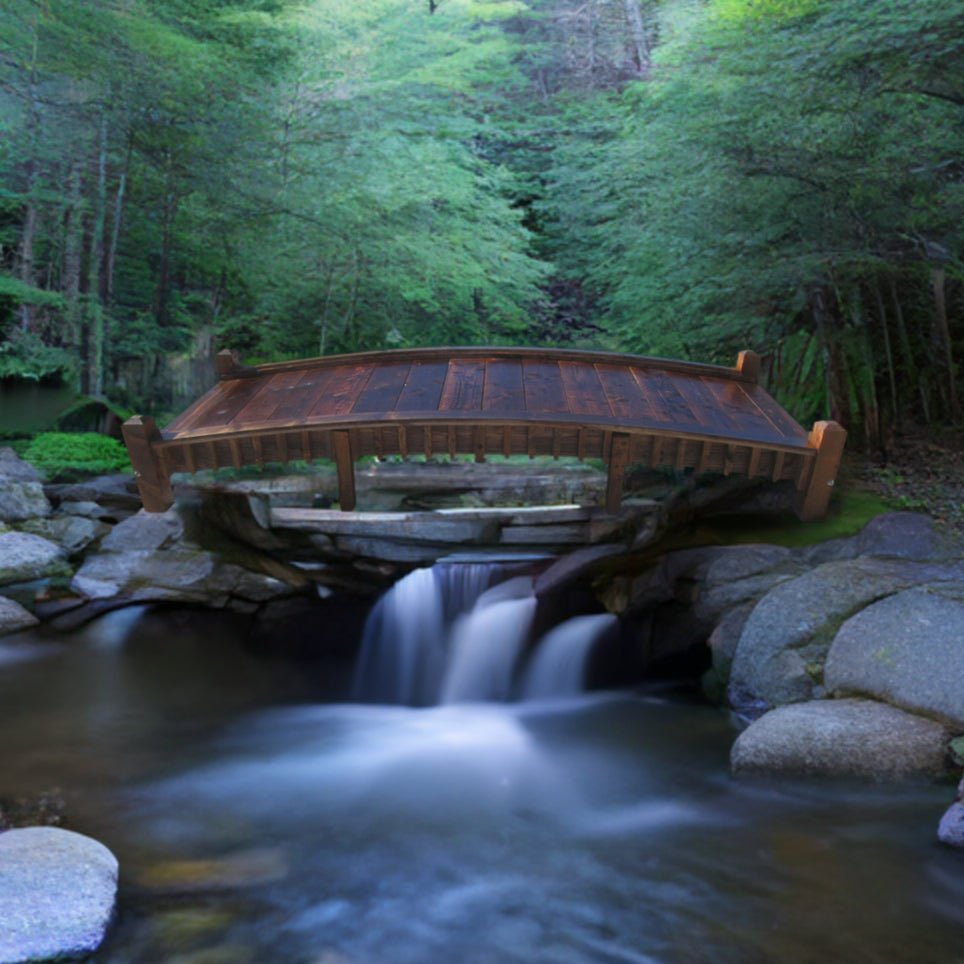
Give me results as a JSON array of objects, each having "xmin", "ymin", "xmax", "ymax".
[{"xmin": 122, "ymin": 346, "xmax": 845, "ymax": 521}]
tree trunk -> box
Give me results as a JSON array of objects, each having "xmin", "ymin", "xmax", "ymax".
[
  {"xmin": 623, "ymin": 0, "xmax": 652, "ymax": 75},
  {"xmin": 105, "ymin": 136, "xmax": 131, "ymax": 308},
  {"xmin": 17, "ymin": 22, "xmax": 42, "ymax": 332},
  {"xmin": 931, "ymin": 267, "xmax": 961, "ymax": 421},
  {"xmin": 873, "ymin": 279, "xmax": 899, "ymax": 434},
  {"xmin": 61, "ymin": 158, "xmax": 85, "ymax": 377},
  {"xmin": 809, "ymin": 284, "xmax": 852, "ymax": 429},
  {"xmin": 84, "ymin": 113, "xmax": 109, "ymax": 397},
  {"xmin": 154, "ymin": 157, "xmax": 179, "ymax": 329}
]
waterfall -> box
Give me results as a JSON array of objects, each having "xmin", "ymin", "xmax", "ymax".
[
  {"xmin": 352, "ymin": 564, "xmax": 492, "ymax": 705},
  {"xmin": 440, "ymin": 597, "xmax": 537, "ymax": 704},
  {"xmin": 520, "ymin": 614, "xmax": 616, "ymax": 701},
  {"xmin": 353, "ymin": 561, "xmax": 611, "ymax": 706}
]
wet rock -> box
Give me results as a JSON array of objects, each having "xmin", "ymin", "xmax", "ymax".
[
  {"xmin": 99, "ymin": 509, "xmax": 184, "ymax": 552},
  {"xmin": 46, "ymin": 473, "xmax": 141, "ymax": 515},
  {"xmin": 136, "ymin": 847, "xmax": 287, "ymax": 893},
  {"xmin": 19, "ymin": 514, "xmax": 109, "ymax": 556},
  {"xmin": 0, "ymin": 596, "xmax": 39, "ymax": 637},
  {"xmin": 0, "ymin": 447, "xmax": 42, "ymax": 483},
  {"xmin": 938, "ymin": 777, "xmax": 964, "ymax": 848},
  {"xmin": 727, "ymin": 557, "xmax": 964, "ymax": 710},
  {"xmin": 0, "ymin": 532, "xmax": 68, "ymax": 586},
  {"xmin": 0, "ymin": 481, "xmax": 50, "ymax": 523},
  {"xmin": 824, "ymin": 587, "xmax": 964, "ymax": 728},
  {"xmin": 731, "ymin": 698, "xmax": 950, "ymax": 780},
  {"xmin": 58, "ymin": 499, "xmax": 114, "ymax": 521},
  {"xmin": 70, "ymin": 547, "xmax": 298, "ymax": 606},
  {"xmin": 534, "ymin": 544, "xmax": 626, "ymax": 599},
  {"xmin": 0, "ymin": 826, "xmax": 118, "ymax": 962},
  {"xmin": 707, "ymin": 601, "xmax": 755, "ymax": 682}
]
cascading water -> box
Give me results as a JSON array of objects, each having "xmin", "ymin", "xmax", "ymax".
[
  {"xmin": 353, "ymin": 562, "xmax": 611, "ymax": 706},
  {"xmin": 352, "ymin": 563, "xmax": 492, "ymax": 705},
  {"xmin": 520, "ymin": 613, "xmax": 616, "ymax": 700}
]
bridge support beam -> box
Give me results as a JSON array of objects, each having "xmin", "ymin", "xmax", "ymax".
[
  {"xmin": 797, "ymin": 420, "xmax": 847, "ymax": 521},
  {"xmin": 606, "ymin": 432, "xmax": 631, "ymax": 514},
  {"xmin": 332, "ymin": 429, "xmax": 356, "ymax": 512},
  {"xmin": 123, "ymin": 415, "xmax": 174, "ymax": 512}
]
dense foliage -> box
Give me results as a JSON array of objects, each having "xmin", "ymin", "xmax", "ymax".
[
  {"xmin": 1, "ymin": 0, "xmax": 960, "ymax": 445},
  {"xmin": 22, "ymin": 431, "xmax": 131, "ymax": 479}
]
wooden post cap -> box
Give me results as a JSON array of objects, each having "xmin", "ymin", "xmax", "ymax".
[{"xmin": 736, "ymin": 350, "xmax": 761, "ymax": 382}]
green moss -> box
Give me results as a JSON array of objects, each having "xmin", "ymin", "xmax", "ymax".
[{"xmin": 686, "ymin": 489, "xmax": 894, "ymax": 549}]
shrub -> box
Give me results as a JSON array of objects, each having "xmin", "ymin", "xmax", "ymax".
[{"xmin": 22, "ymin": 432, "xmax": 131, "ymax": 481}]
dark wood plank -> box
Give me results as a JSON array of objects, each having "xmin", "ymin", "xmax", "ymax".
[
  {"xmin": 308, "ymin": 365, "xmax": 373, "ymax": 417},
  {"xmin": 632, "ymin": 368, "xmax": 703, "ymax": 430},
  {"xmin": 740, "ymin": 381, "xmax": 810, "ymax": 443},
  {"xmin": 439, "ymin": 360, "xmax": 485, "ymax": 411},
  {"xmin": 701, "ymin": 376, "xmax": 799, "ymax": 446},
  {"xmin": 231, "ymin": 370, "xmax": 308, "ymax": 427},
  {"xmin": 181, "ymin": 375, "xmax": 269, "ymax": 432},
  {"xmin": 352, "ymin": 362, "xmax": 411, "ymax": 414},
  {"xmin": 559, "ymin": 362, "xmax": 611, "ymax": 417},
  {"xmin": 595, "ymin": 365, "xmax": 658, "ymax": 421},
  {"xmin": 269, "ymin": 368, "xmax": 337, "ymax": 424},
  {"xmin": 669, "ymin": 372, "xmax": 744, "ymax": 435},
  {"xmin": 523, "ymin": 361, "xmax": 569, "ymax": 414},
  {"xmin": 395, "ymin": 361, "xmax": 449, "ymax": 413},
  {"xmin": 483, "ymin": 359, "xmax": 525, "ymax": 413}
]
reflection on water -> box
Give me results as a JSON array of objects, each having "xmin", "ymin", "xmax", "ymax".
[{"xmin": 0, "ymin": 608, "xmax": 960, "ymax": 963}]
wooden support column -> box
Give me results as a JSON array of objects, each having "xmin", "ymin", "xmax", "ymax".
[
  {"xmin": 332, "ymin": 430, "xmax": 356, "ymax": 512},
  {"xmin": 606, "ymin": 432, "xmax": 631, "ymax": 514},
  {"xmin": 122, "ymin": 416, "xmax": 174, "ymax": 512},
  {"xmin": 736, "ymin": 349, "xmax": 761, "ymax": 382},
  {"xmin": 796, "ymin": 420, "xmax": 847, "ymax": 521}
]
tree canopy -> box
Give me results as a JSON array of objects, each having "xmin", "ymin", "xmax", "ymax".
[{"xmin": 1, "ymin": 0, "xmax": 961, "ymax": 445}]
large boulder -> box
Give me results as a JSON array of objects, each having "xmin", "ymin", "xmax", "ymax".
[
  {"xmin": 0, "ymin": 596, "xmax": 39, "ymax": 636},
  {"xmin": 727, "ymin": 557, "xmax": 964, "ymax": 710},
  {"xmin": 731, "ymin": 698, "xmax": 950, "ymax": 780},
  {"xmin": 824, "ymin": 586, "xmax": 964, "ymax": 729},
  {"xmin": 0, "ymin": 826, "xmax": 118, "ymax": 962},
  {"xmin": 0, "ymin": 532, "xmax": 68, "ymax": 586}
]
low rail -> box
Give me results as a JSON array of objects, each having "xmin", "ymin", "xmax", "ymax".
[{"xmin": 122, "ymin": 346, "xmax": 845, "ymax": 520}]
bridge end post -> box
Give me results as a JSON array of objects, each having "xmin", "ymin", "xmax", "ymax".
[
  {"xmin": 122, "ymin": 415, "xmax": 174, "ymax": 512},
  {"xmin": 332, "ymin": 430, "xmax": 356, "ymax": 511},
  {"xmin": 736, "ymin": 350, "xmax": 761, "ymax": 382},
  {"xmin": 605, "ymin": 432, "xmax": 631, "ymax": 514},
  {"xmin": 216, "ymin": 349, "xmax": 248, "ymax": 379},
  {"xmin": 796, "ymin": 420, "xmax": 847, "ymax": 521}
]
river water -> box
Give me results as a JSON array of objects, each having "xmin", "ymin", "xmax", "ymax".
[{"xmin": 1, "ymin": 592, "xmax": 961, "ymax": 963}]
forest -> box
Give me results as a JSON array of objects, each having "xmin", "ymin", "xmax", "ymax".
[{"xmin": 1, "ymin": 0, "xmax": 961, "ymax": 448}]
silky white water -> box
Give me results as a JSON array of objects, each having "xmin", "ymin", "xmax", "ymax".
[{"xmin": 353, "ymin": 563, "xmax": 611, "ymax": 705}]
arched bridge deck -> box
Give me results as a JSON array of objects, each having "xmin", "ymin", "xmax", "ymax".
[{"xmin": 122, "ymin": 347, "xmax": 845, "ymax": 520}]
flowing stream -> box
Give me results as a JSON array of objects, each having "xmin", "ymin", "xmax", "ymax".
[{"xmin": 0, "ymin": 569, "xmax": 961, "ymax": 963}]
